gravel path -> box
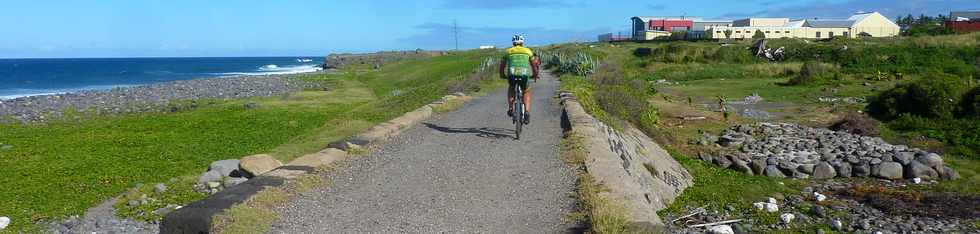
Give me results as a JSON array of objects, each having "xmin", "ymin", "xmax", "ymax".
[{"xmin": 271, "ymin": 73, "xmax": 579, "ymax": 233}]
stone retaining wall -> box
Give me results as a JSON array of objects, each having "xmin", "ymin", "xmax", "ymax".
[
  {"xmin": 160, "ymin": 94, "xmax": 470, "ymax": 234},
  {"xmin": 559, "ymin": 92, "xmax": 693, "ymax": 231}
]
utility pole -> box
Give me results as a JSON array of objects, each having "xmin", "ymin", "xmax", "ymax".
[{"xmin": 453, "ymin": 20, "xmax": 459, "ymax": 51}]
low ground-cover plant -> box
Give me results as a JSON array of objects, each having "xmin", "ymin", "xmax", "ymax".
[
  {"xmin": 960, "ymin": 87, "xmax": 980, "ymax": 118},
  {"xmin": 868, "ymin": 76, "xmax": 974, "ymax": 120},
  {"xmin": 787, "ymin": 61, "xmax": 832, "ymax": 85},
  {"xmin": 0, "ymin": 50, "xmax": 496, "ymax": 232},
  {"xmin": 888, "ymin": 115, "xmax": 980, "ymax": 158}
]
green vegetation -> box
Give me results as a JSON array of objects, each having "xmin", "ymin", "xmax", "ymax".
[
  {"xmin": 868, "ymin": 76, "xmax": 974, "ymax": 120},
  {"xmin": 660, "ymin": 149, "xmax": 804, "ymax": 226},
  {"xmin": 896, "ymin": 14, "xmax": 955, "ymax": 37},
  {"xmin": 787, "ymin": 61, "xmax": 832, "ymax": 85},
  {"xmin": 552, "ymin": 32, "xmax": 980, "ymax": 231},
  {"xmin": 0, "ymin": 50, "xmax": 500, "ymax": 232},
  {"xmin": 211, "ymin": 170, "xmax": 325, "ymax": 234}
]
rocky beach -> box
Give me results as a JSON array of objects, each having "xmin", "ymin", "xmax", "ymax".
[{"xmin": 0, "ymin": 73, "xmax": 325, "ymax": 123}]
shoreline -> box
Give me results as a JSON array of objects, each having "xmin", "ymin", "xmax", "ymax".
[
  {"xmin": 0, "ymin": 65, "xmax": 326, "ymax": 101},
  {"xmin": 0, "ymin": 69, "xmax": 331, "ymax": 123}
]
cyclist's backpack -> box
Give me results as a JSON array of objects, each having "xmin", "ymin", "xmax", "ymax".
[{"xmin": 506, "ymin": 48, "xmax": 533, "ymax": 77}]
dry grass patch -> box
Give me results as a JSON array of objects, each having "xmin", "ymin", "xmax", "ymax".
[
  {"xmin": 561, "ymin": 132, "xmax": 634, "ymax": 233},
  {"xmin": 432, "ymin": 97, "xmax": 468, "ymax": 114},
  {"xmin": 211, "ymin": 168, "xmax": 329, "ymax": 234}
]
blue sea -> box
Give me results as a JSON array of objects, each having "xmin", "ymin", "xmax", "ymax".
[{"xmin": 0, "ymin": 57, "xmax": 324, "ymax": 99}]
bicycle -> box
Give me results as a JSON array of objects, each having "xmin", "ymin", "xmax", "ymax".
[{"xmin": 512, "ymin": 76, "xmax": 526, "ymax": 139}]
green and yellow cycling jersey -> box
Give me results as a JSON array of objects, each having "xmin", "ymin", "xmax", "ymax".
[{"xmin": 505, "ymin": 46, "xmax": 533, "ymax": 77}]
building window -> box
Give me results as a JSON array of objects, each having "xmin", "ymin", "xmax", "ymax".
[
  {"xmin": 766, "ymin": 31, "xmax": 771, "ymax": 33},
  {"xmin": 829, "ymin": 32, "xmax": 835, "ymax": 37},
  {"xmin": 785, "ymin": 31, "xmax": 790, "ymax": 33},
  {"xmin": 816, "ymin": 32, "xmax": 821, "ymax": 38},
  {"xmin": 735, "ymin": 31, "xmax": 741, "ymax": 33},
  {"xmin": 844, "ymin": 32, "xmax": 850, "ymax": 37}
]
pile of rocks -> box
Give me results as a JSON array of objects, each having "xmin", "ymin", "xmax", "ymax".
[
  {"xmin": 699, "ymin": 123, "xmax": 958, "ymax": 180},
  {"xmin": 194, "ymin": 154, "xmax": 283, "ymax": 194},
  {"xmin": 0, "ymin": 75, "xmax": 322, "ymax": 123}
]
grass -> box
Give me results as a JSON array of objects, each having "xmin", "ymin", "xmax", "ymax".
[
  {"xmin": 560, "ymin": 132, "xmax": 632, "ymax": 234},
  {"xmin": 0, "ymin": 49, "xmax": 501, "ymax": 232},
  {"xmin": 211, "ymin": 171, "xmax": 324, "ymax": 234},
  {"xmin": 659, "ymin": 149, "xmax": 803, "ymax": 217}
]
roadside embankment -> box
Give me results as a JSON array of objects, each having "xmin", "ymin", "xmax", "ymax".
[
  {"xmin": 0, "ymin": 74, "xmax": 324, "ymax": 123},
  {"xmin": 559, "ymin": 91, "xmax": 693, "ymax": 232}
]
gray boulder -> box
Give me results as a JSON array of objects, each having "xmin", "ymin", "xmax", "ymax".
[
  {"xmin": 813, "ymin": 162, "xmax": 837, "ymax": 179},
  {"xmin": 832, "ymin": 161, "xmax": 851, "ymax": 178},
  {"xmin": 904, "ymin": 161, "xmax": 938, "ymax": 180},
  {"xmin": 938, "ymin": 166, "xmax": 961, "ymax": 180},
  {"xmin": 714, "ymin": 155, "xmax": 733, "ymax": 168},
  {"xmin": 750, "ymin": 159, "xmax": 767, "ymax": 175},
  {"xmin": 797, "ymin": 164, "xmax": 815, "ymax": 174},
  {"xmin": 853, "ymin": 162, "xmax": 871, "ymax": 177},
  {"xmin": 208, "ymin": 159, "xmax": 242, "ymax": 177},
  {"xmin": 917, "ymin": 153, "xmax": 943, "ymax": 169},
  {"xmin": 894, "ymin": 152, "xmax": 914, "ymax": 165},
  {"xmin": 197, "ymin": 170, "xmax": 223, "ymax": 184},
  {"xmin": 698, "ymin": 152, "xmax": 713, "ymax": 162},
  {"xmin": 766, "ymin": 156, "xmax": 778, "ymax": 165},
  {"xmin": 224, "ymin": 177, "xmax": 248, "ymax": 187},
  {"xmin": 765, "ymin": 165, "xmax": 786, "ymax": 178},
  {"xmin": 873, "ymin": 162, "xmax": 903, "ymax": 180},
  {"xmin": 778, "ymin": 161, "xmax": 798, "ymax": 171},
  {"xmin": 732, "ymin": 159, "xmax": 753, "ymax": 175}
]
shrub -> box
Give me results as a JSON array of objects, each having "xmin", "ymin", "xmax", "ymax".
[
  {"xmin": 591, "ymin": 62, "xmax": 659, "ymax": 133},
  {"xmin": 889, "ymin": 114, "xmax": 980, "ymax": 158},
  {"xmin": 787, "ymin": 61, "xmax": 827, "ymax": 85},
  {"xmin": 959, "ymin": 87, "xmax": 980, "ymax": 118},
  {"xmin": 868, "ymin": 76, "xmax": 971, "ymax": 120},
  {"xmin": 830, "ymin": 112, "xmax": 881, "ymax": 136},
  {"xmin": 634, "ymin": 48, "xmax": 652, "ymax": 57},
  {"xmin": 752, "ymin": 30, "xmax": 766, "ymax": 39}
]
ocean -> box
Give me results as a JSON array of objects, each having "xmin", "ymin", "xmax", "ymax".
[{"xmin": 0, "ymin": 57, "xmax": 324, "ymax": 99}]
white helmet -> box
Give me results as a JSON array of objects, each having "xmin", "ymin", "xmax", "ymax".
[{"xmin": 512, "ymin": 35, "xmax": 525, "ymax": 44}]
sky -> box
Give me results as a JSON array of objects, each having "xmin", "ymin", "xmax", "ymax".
[{"xmin": 1, "ymin": 0, "xmax": 978, "ymax": 58}]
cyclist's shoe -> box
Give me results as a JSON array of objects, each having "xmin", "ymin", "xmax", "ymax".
[
  {"xmin": 523, "ymin": 111, "xmax": 530, "ymax": 124},
  {"xmin": 507, "ymin": 109, "xmax": 514, "ymax": 117}
]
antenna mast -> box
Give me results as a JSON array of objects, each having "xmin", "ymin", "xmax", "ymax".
[{"xmin": 453, "ymin": 20, "xmax": 459, "ymax": 51}]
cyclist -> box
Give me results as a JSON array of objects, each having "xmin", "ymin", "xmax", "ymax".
[{"xmin": 499, "ymin": 35, "xmax": 540, "ymax": 124}]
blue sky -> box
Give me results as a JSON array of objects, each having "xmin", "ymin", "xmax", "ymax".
[{"xmin": 1, "ymin": 0, "xmax": 977, "ymax": 58}]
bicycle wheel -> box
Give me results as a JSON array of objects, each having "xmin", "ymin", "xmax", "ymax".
[{"xmin": 514, "ymin": 87, "xmax": 523, "ymax": 139}]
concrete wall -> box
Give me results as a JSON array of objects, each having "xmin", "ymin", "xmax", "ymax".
[
  {"xmin": 560, "ymin": 92, "xmax": 693, "ymax": 231},
  {"xmin": 734, "ymin": 18, "xmax": 790, "ymax": 27},
  {"xmin": 632, "ymin": 18, "xmax": 649, "ymax": 40}
]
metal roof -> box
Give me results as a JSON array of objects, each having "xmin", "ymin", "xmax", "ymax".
[
  {"xmin": 951, "ymin": 11, "xmax": 980, "ymax": 20},
  {"xmin": 805, "ymin": 20, "xmax": 855, "ymax": 28},
  {"xmin": 633, "ymin": 16, "xmax": 701, "ymax": 21},
  {"xmin": 847, "ymin": 12, "xmax": 875, "ymax": 21}
]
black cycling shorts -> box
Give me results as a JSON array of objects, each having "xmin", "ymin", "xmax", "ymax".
[{"xmin": 508, "ymin": 75, "xmax": 530, "ymax": 91}]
